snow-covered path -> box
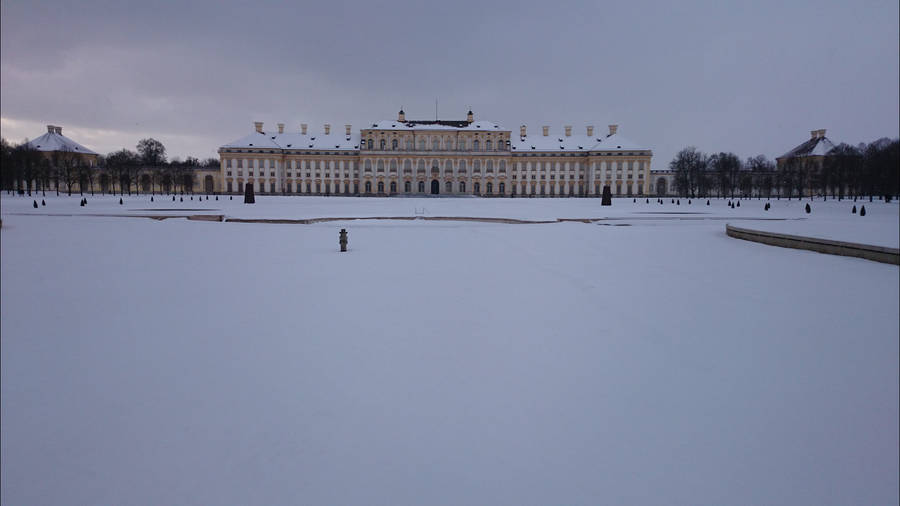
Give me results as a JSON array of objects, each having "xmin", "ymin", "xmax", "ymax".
[{"xmin": 1, "ymin": 198, "xmax": 898, "ymax": 505}]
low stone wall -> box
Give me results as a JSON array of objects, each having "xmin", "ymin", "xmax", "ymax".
[{"xmin": 726, "ymin": 224, "xmax": 900, "ymax": 265}]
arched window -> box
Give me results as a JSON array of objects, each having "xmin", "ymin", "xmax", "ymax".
[
  {"xmin": 445, "ymin": 181, "xmax": 452, "ymax": 192},
  {"xmin": 406, "ymin": 138, "xmax": 413, "ymax": 150},
  {"xmin": 499, "ymin": 182, "xmax": 505, "ymax": 194},
  {"xmin": 458, "ymin": 160, "xmax": 467, "ymax": 173},
  {"xmin": 379, "ymin": 139, "xmax": 386, "ymax": 150},
  {"xmin": 390, "ymin": 160, "xmax": 397, "ymax": 171},
  {"xmin": 404, "ymin": 181, "xmax": 411, "ymax": 192},
  {"xmin": 364, "ymin": 160, "xmax": 372, "ymax": 171},
  {"xmin": 367, "ymin": 139, "xmax": 373, "ymax": 149},
  {"xmin": 473, "ymin": 139, "xmax": 480, "ymax": 151},
  {"xmin": 418, "ymin": 139, "xmax": 426, "ymax": 150},
  {"xmin": 417, "ymin": 159, "xmax": 425, "ymax": 172},
  {"xmin": 473, "ymin": 160, "xmax": 481, "ymax": 171},
  {"xmin": 432, "ymin": 138, "xmax": 440, "ymax": 150},
  {"xmin": 377, "ymin": 160, "xmax": 384, "ymax": 172},
  {"xmin": 445, "ymin": 137, "xmax": 452, "ymax": 150},
  {"xmin": 390, "ymin": 181, "xmax": 397, "ymax": 192},
  {"xmin": 365, "ymin": 181, "xmax": 372, "ymax": 193},
  {"xmin": 445, "ymin": 159, "xmax": 453, "ymax": 173},
  {"xmin": 377, "ymin": 181, "xmax": 384, "ymax": 193},
  {"xmin": 486, "ymin": 182, "xmax": 493, "ymax": 194},
  {"xmin": 499, "ymin": 160, "xmax": 506, "ymax": 172},
  {"xmin": 418, "ymin": 181, "xmax": 425, "ymax": 192},
  {"xmin": 459, "ymin": 181, "xmax": 466, "ymax": 192},
  {"xmin": 392, "ymin": 139, "xmax": 398, "ymax": 150},
  {"xmin": 404, "ymin": 159, "xmax": 412, "ymax": 172},
  {"xmin": 486, "ymin": 140, "xmax": 492, "ymax": 151},
  {"xmin": 486, "ymin": 160, "xmax": 493, "ymax": 172},
  {"xmin": 474, "ymin": 182, "xmax": 481, "ymax": 193},
  {"xmin": 459, "ymin": 138, "xmax": 468, "ymax": 150}
]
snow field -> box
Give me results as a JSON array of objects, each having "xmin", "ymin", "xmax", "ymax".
[{"xmin": 1, "ymin": 197, "xmax": 898, "ymax": 505}]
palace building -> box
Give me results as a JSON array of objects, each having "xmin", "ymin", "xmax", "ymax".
[{"xmin": 218, "ymin": 110, "xmax": 653, "ymax": 197}]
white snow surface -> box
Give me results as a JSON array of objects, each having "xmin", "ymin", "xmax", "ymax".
[{"xmin": 1, "ymin": 195, "xmax": 898, "ymax": 505}]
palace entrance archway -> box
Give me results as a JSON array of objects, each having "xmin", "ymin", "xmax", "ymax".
[{"xmin": 430, "ymin": 180, "xmax": 439, "ymax": 195}]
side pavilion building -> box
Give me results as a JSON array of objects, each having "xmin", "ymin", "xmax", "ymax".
[{"xmin": 218, "ymin": 110, "xmax": 653, "ymax": 197}]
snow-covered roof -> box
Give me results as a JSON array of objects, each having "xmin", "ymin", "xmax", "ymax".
[
  {"xmin": 779, "ymin": 134, "xmax": 836, "ymax": 159},
  {"xmin": 510, "ymin": 131, "xmax": 649, "ymax": 153},
  {"xmin": 369, "ymin": 120, "xmax": 504, "ymax": 131},
  {"xmin": 221, "ymin": 129, "xmax": 361, "ymax": 151},
  {"xmin": 26, "ymin": 128, "xmax": 98, "ymax": 155}
]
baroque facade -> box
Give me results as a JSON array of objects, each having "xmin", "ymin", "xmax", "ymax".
[{"xmin": 218, "ymin": 110, "xmax": 653, "ymax": 196}]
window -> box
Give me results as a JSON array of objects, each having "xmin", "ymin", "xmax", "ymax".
[
  {"xmin": 499, "ymin": 160, "xmax": 506, "ymax": 172},
  {"xmin": 445, "ymin": 160, "xmax": 453, "ymax": 173},
  {"xmin": 365, "ymin": 160, "xmax": 372, "ymax": 171},
  {"xmin": 459, "ymin": 138, "xmax": 468, "ymax": 150},
  {"xmin": 377, "ymin": 181, "xmax": 384, "ymax": 193},
  {"xmin": 390, "ymin": 181, "xmax": 397, "ymax": 192},
  {"xmin": 377, "ymin": 160, "xmax": 384, "ymax": 172},
  {"xmin": 486, "ymin": 160, "xmax": 493, "ymax": 172},
  {"xmin": 380, "ymin": 139, "xmax": 386, "ymax": 150},
  {"xmin": 391, "ymin": 139, "xmax": 398, "ymax": 150},
  {"xmin": 445, "ymin": 137, "xmax": 452, "ymax": 149},
  {"xmin": 390, "ymin": 160, "xmax": 397, "ymax": 171},
  {"xmin": 365, "ymin": 181, "xmax": 372, "ymax": 193},
  {"xmin": 473, "ymin": 139, "xmax": 480, "ymax": 151},
  {"xmin": 498, "ymin": 182, "xmax": 505, "ymax": 194},
  {"xmin": 486, "ymin": 182, "xmax": 493, "ymax": 194},
  {"xmin": 367, "ymin": 139, "xmax": 373, "ymax": 149},
  {"xmin": 445, "ymin": 181, "xmax": 452, "ymax": 192},
  {"xmin": 418, "ymin": 139, "xmax": 426, "ymax": 150},
  {"xmin": 404, "ymin": 159, "xmax": 412, "ymax": 172},
  {"xmin": 474, "ymin": 160, "xmax": 481, "ymax": 171},
  {"xmin": 486, "ymin": 140, "xmax": 492, "ymax": 151},
  {"xmin": 418, "ymin": 181, "xmax": 425, "ymax": 192},
  {"xmin": 474, "ymin": 182, "xmax": 480, "ymax": 193},
  {"xmin": 432, "ymin": 139, "xmax": 440, "ymax": 150},
  {"xmin": 417, "ymin": 159, "xmax": 425, "ymax": 172},
  {"xmin": 459, "ymin": 181, "xmax": 466, "ymax": 192},
  {"xmin": 404, "ymin": 181, "xmax": 411, "ymax": 192},
  {"xmin": 459, "ymin": 160, "xmax": 467, "ymax": 173},
  {"xmin": 406, "ymin": 139, "xmax": 414, "ymax": 150},
  {"xmin": 227, "ymin": 181, "xmax": 233, "ymax": 192},
  {"xmin": 237, "ymin": 159, "xmax": 243, "ymax": 168}
]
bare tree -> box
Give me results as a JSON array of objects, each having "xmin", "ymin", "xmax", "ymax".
[{"xmin": 670, "ymin": 147, "xmax": 706, "ymax": 198}]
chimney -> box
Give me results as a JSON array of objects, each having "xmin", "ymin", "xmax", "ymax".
[
  {"xmin": 56, "ymin": 126, "xmax": 62, "ymax": 135},
  {"xmin": 301, "ymin": 123, "xmax": 308, "ymax": 135},
  {"xmin": 520, "ymin": 125, "xmax": 527, "ymax": 137},
  {"xmin": 398, "ymin": 109, "xmax": 405, "ymax": 122},
  {"xmin": 254, "ymin": 121, "xmax": 263, "ymax": 133},
  {"xmin": 542, "ymin": 126, "xmax": 549, "ymax": 136},
  {"xmin": 324, "ymin": 124, "xmax": 331, "ymax": 135},
  {"xmin": 277, "ymin": 123, "xmax": 284, "ymax": 134},
  {"xmin": 467, "ymin": 110, "xmax": 474, "ymax": 124},
  {"xmin": 564, "ymin": 125, "xmax": 572, "ymax": 137},
  {"xmin": 810, "ymin": 130, "xmax": 818, "ymax": 139},
  {"xmin": 818, "ymin": 129, "xmax": 826, "ymax": 138},
  {"xmin": 47, "ymin": 125, "xmax": 55, "ymax": 134},
  {"xmin": 608, "ymin": 124, "xmax": 618, "ymax": 136},
  {"xmin": 345, "ymin": 124, "xmax": 352, "ymax": 136},
  {"xmin": 586, "ymin": 125, "xmax": 594, "ymax": 137}
]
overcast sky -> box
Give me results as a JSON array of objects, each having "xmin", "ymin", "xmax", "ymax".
[{"xmin": 1, "ymin": 0, "xmax": 898, "ymax": 166}]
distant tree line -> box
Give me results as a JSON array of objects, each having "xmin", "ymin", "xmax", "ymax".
[
  {"xmin": 668, "ymin": 138, "xmax": 899, "ymax": 199},
  {"xmin": 1, "ymin": 137, "xmax": 219, "ymax": 196}
]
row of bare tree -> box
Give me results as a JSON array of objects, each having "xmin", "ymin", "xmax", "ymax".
[
  {"xmin": 669, "ymin": 138, "xmax": 899, "ymax": 199},
  {"xmin": 0, "ymin": 137, "xmax": 218, "ymax": 196}
]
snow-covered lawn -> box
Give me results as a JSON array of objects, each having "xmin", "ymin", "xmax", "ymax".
[{"xmin": 1, "ymin": 195, "xmax": 898, "ymax": 505}]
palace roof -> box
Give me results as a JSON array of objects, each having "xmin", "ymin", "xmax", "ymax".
[
  {"xmin": 778, "ymin": 130, "xmax": 835, "ymax": 159},
  {"xmin": 26, "ymin": 128, "xmax": 98, "ymax": 155},
  {"xmin": 369, "ymin": 120, "xmax": 504, "ymax": 131},
  {"xmin": 222, "ymin": 129, "xmax": 362, "ymax": 151},
  {"xmin": 510, "ymin": 131, "xmax": 649, "ymax": 153}
]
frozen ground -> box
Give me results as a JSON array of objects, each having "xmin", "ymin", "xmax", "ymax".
[
  {"xmin": 1, "ymin": 194, "xmax": 898, "ymax": 505},
  {"xmin": 3, "ymin": 193, "xmax": 898, "ymax": 247}
]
